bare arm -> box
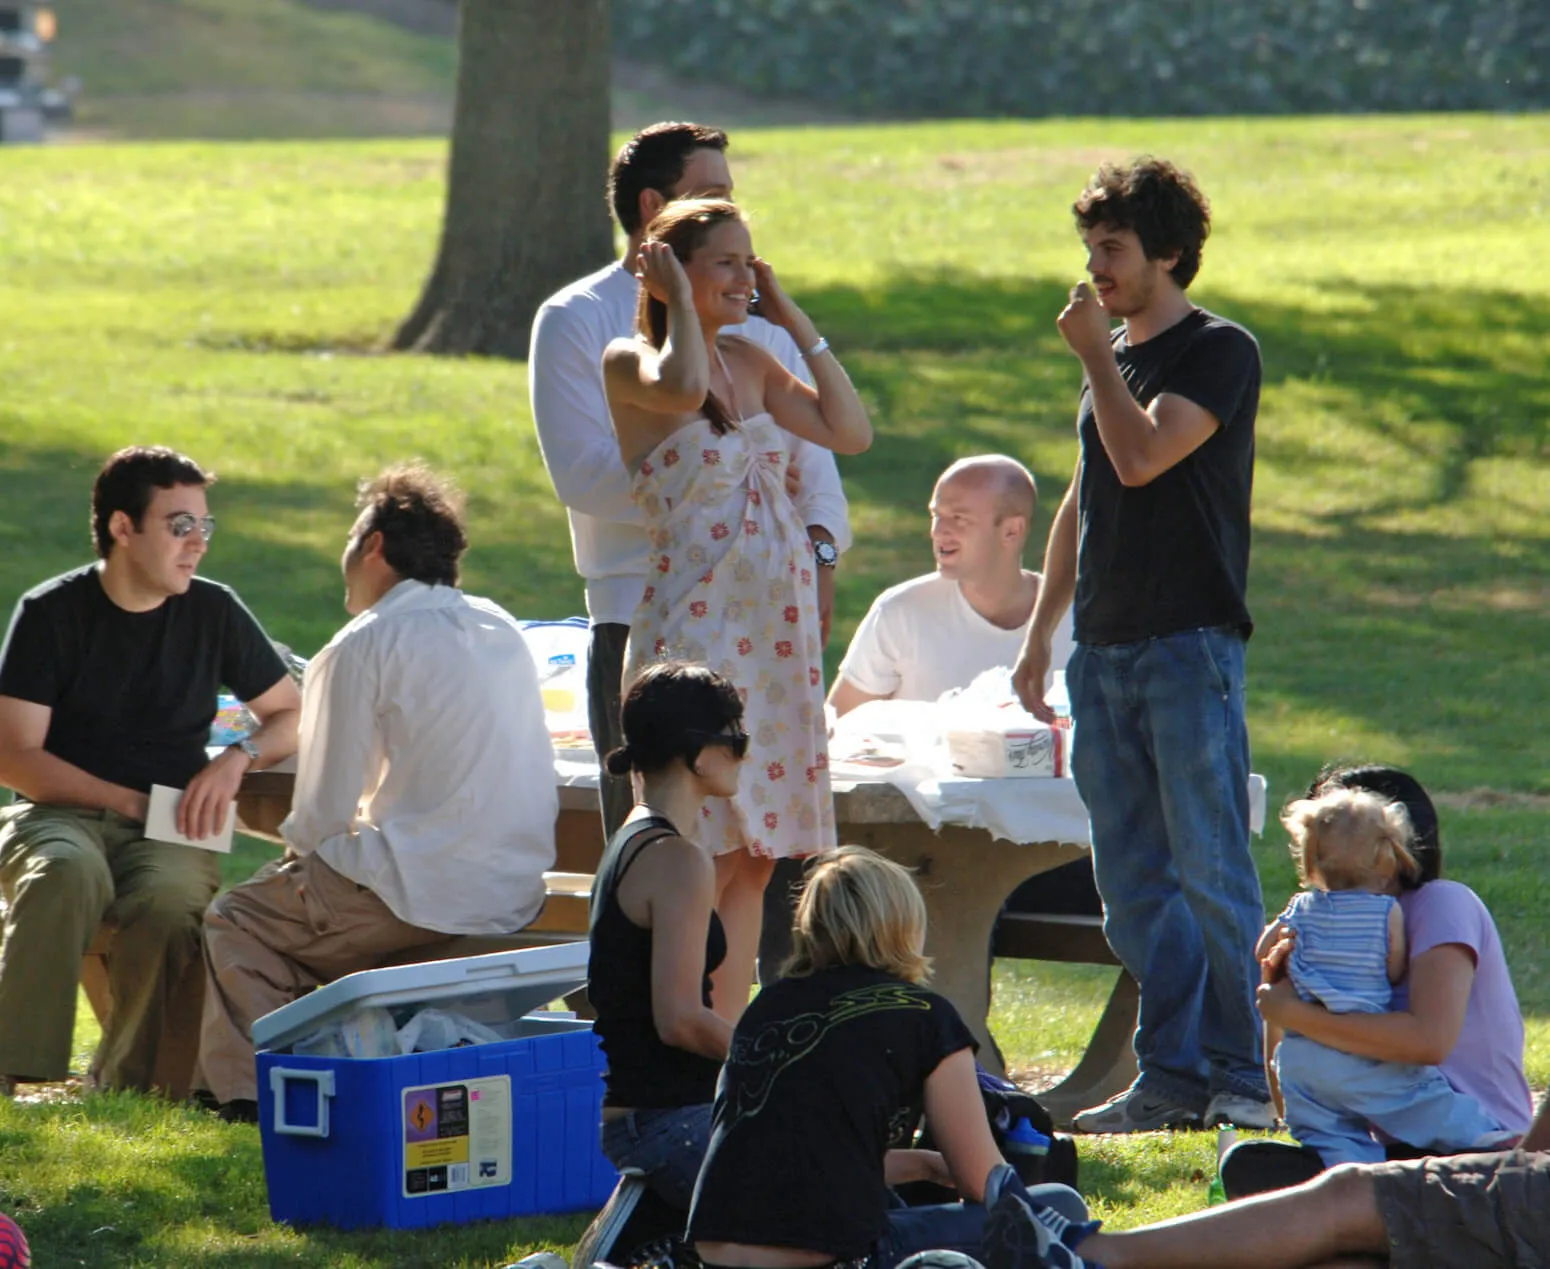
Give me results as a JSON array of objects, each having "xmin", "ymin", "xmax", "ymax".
[
  {"xmin": 602, "ymin": 242, "xmax": 710, "ymax": 419},
  {"xmin": 178, "ymin": 673, "xmax": 301, "ymax": 840},
  {"xmin": 748, "ymin": 258, "xmax": 871, "ymax": 456},
  {"xmin": 1012, "ymin": 457, "xmax": 1080, "ymax": 716},
  {"xmin": 644, "ymin": 839, "xmax": 735, "ymax": 1061},
  {"xmin": 827, "ymin": 676, "xmax": 888, "ymax": 719},
  {"xmin": 1058, "ymin": 282, "xmax": 1220, "ymax": 487},
  {"xmin": 0, "ymin": 695, "xmax": 147, "ymax": 821},
  {"xmin": 1386, "ymin": 903, "xmax": 1408, "ymax": 984},
  {"xmin": 1522, "ymin": 1091, "xmax": 1550, "ymax": 1152},
  {"xmin": 921, "ymin": 1047, "xmax": 1005, "ymax": 1203},
  {"xmin": 1257, "ymin": 942, "xmax": 1476, "ymax": 1065},
  {"xmin": 883, "ymin": 1148, "xmax": 953, "ymax": 1189}
]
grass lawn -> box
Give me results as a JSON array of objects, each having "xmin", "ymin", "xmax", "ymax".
[{"xmin": 1, "ymin": 115, "xmax": 1548, "ymax": 1263}]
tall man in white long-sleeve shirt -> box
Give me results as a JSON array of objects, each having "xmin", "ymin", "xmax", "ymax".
[
  {"xmin": 529, "ymin": 121, "xmax": 852, "ymax": 839},
  {"xmin": 195, "ymin": 464, "xmax": 557, "ymax": 1117}
]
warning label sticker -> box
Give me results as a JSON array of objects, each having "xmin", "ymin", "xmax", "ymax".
[{"xmin": 402, "ymin": 1076, "xmax": 511, "ymax": 1198}]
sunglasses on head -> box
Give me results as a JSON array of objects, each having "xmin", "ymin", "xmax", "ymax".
[
  {"xmin": 165, "ymin": 512, "xmax": 216, "ymax": 541},
  {"xmin": 685, "ymin": 727, "xmax": 750, "ymax": 761}
]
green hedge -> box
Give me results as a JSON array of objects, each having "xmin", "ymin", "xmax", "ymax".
[{"xmin": 613, "ymin": 1, "xmax": 1550, "ymax": 116}]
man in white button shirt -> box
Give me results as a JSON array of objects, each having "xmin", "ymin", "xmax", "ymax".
[
  {"xmin": 529, "ymin": 120, "xmax": 851, "ymax": 839},
  {"xmin": 195, "ymin": 464, "xmax": 557, "ymax": 1118},
  {"xmin": 829, "ymin": 455, "xmax": 1075, "ymax": 716}
]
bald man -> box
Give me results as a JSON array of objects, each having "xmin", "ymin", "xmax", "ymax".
[{"xmin": 830, "ymin": 456, "xmax": 1075, "ymax": 716}]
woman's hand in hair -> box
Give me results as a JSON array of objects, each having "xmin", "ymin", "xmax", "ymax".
[
  {"xmin": 749, "ymin": 257, "xmax": 803, "ymax": 334},
  {"xmin": 636, "ymin": 239, "xmax": 692, "ymax": 307}
]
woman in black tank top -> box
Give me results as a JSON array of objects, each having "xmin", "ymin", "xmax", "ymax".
[{"xmin": 589, "ymin": 662, "xmax": 748, "ymax": 1211}]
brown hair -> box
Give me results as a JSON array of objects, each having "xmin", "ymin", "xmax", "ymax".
[
  {"xmin": 783, "ymin": 847, "xmax": 931, "ymax": 984},
  {"xmin": 1074, "ymin": 157, "xmax": 1212, "ymax": 289},
  {"xmin": 352, "ymin": 462, "xmax": 468, "ymax": 588},
  {"xmin": 634, "ymin": 198, "xmax": 745, "ymax": 437},
  {"xmin": 609, "ymin": 121, "xmax": 729, "ymax": 236},
  {"xmin": 1282, "ymin": 788, "xmax": 1420, "ymax": 892}
]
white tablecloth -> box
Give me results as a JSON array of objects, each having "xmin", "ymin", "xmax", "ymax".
[{"xmin": 554, "ymin": 751, "xmax": 1267, "ymax": 848}]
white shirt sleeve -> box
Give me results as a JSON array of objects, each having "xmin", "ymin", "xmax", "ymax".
[
  {"xmin": 281, "ymin": 638, "xmax": 379, "ymax": 857},
  {"xmin": 747, "ymin": 318, "xmax": 853, "ymax": 553},
  {"xmin": 835, "ymin": 593, "xmax": 905, "ymax": 697},
  {"xmin": 528, "ymin": 298, "xmax": 643, "ymax": 526}
]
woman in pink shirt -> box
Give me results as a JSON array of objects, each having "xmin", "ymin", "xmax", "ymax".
[{"xmin": 1224, "ymin": 762, "xmax": 1532, "ymax": 1197}]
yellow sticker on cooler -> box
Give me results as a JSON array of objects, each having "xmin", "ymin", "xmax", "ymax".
[{"xmin": 401, "ymin": 1076, "xmax": 511, "ymax": 1198}]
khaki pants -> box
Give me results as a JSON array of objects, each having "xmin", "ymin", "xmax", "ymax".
[
  {"xmin": 197, "ymin": 852, "xmax": 454, "ymax": 1104},
  {"xmin": 0, "ymin": 801, "xmax": 221, "ymax": 1091}
]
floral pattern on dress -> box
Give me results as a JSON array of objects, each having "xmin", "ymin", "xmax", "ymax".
[{"xmin": 624, "ymin": 413, "xmax": 835, "ymax": 859}]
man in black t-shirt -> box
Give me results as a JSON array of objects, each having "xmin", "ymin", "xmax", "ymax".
[
  {"xmin": 0, "ymin": 447, "xmax": 298, "ymax": 1095},
  {"xmin": 1012, "ymin": 159, "xmax": 1272, "ymax": 1134}
]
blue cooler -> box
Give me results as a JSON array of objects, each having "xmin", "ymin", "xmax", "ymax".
[{"xmin": 253, "ymin": 942, "xmax": 617, "ymax": 1230}]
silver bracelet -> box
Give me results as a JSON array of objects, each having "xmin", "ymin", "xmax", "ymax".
[{"xmin": 800, "ymin": 336, "xmax": 830, "ymax": 360}]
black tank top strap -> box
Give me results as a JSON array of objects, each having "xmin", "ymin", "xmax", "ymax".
[{"xmin": 612, "ymin": 814, "xmax": 680, "ymax": 886}]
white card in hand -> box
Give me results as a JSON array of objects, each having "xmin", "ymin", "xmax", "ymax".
[{"xmin": 146, "ymin": 784, "xmax": 236, "ymax": 853}]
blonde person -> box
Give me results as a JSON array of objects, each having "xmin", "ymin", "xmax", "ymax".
[
  {"xmin": 1260, "ymin": 788, "xmax": 1513, "ymax": 1166},
  {"xmin": 588, "ymin": 662, "xmax": 747, "ymax": 1213},
  {"xmin": 603, "ymin": 198, "xmax": 873, "ymax": 1021},
  {"xmin": 688, "ymin": 846, "xmax": 1093, "ymax": 1269}
]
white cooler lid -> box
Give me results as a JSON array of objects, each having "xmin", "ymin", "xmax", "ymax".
[{"xmin": 252, "ymin": 941, "xmax": 590, "ymax": 1053}]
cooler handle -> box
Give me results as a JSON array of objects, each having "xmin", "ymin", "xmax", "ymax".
[{"xmin": 269, "ymin": 1067, "xmax": 335, "ymax": 1138}]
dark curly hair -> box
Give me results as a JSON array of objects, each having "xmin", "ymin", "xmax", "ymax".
[
  {"xmin": 352, "ymin": 462, "xmax": 467, "ymax": 588},
  {"xmin": 92, "ymin": 445, "xmax": 212, "ymax": 559},
  {"xmin": 1074, "ymin": 157, "xmax": 1212, "ymax": 289},
  {"xmin": 608, "ymin": 120, "xmax": 729, "ymax": 236},
  {"xmin": 606, "ymin": 661, "xmax": 744, "ymax": 777}
]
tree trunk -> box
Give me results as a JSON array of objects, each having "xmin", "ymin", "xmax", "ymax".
[{"xmin": 393, "ymin": 0, "xmax": 613, "ymax": 357}]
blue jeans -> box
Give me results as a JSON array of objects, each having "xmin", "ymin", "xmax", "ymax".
[
  {"xmin": 599, "ymin": 1104, "xmax": 714, "ymax": 1211},
  {"xmin": 1068, "ymin": 627, "xmax": 1267, "ymax": 1111},
  {"xmin": 873, "ymin": 1183, "xmax": 1089, "ymax": 1267},
  {"xmin": 1277, "ymin": 1035, "xmax": 1506, "ymax": 1166}
]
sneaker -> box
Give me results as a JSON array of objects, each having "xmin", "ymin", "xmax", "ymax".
[
  {"xmin": 501, "ymin": 1256, "xmax": 569, "ymax": 1269},
  {"xmin": 981, "ymin": 1164, "xmax": 1091, "ymax": 1269},
  {"xmin": 1071, "ymin": 1085, "xmax": 1202, "ymax": 1134},
  {"xmin": 1204, "ymin": 1091, "xmax": 1277, "ymax": 1130}
]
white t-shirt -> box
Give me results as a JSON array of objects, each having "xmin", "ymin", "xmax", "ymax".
[
  {"xmin": 283, "ymin": 580, "xmax": 558, "ymax": 936},
  {"xmin": 528, "ymin": 260, "xmax": 851, "ymax": 626},
  {"xmin": 835, "ymin": 572, "xmax": 1076, "ymax": 703}
]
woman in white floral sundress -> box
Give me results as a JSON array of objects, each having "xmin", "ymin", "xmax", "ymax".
[{"xmin": 603, "ymin": 199, "xmax": 873, "ymax": 1019}]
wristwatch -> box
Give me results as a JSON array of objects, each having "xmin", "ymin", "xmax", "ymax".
[
  {"xmin": 812, "ymin": 540, "xmax": 839, "ymax": 569},
  {"xmin": 230, "ymin": 736, "xmax": 261, "ymax": 764}
]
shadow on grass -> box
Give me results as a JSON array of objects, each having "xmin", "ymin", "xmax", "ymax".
[{"xmin": 2, "ymin": 1096, "xmax": 589, "ymax": 1267}]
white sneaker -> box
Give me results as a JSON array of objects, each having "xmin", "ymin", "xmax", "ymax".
[
  {"xmin": 1071, "ymin": 1085, "xmax": 1202, "ymax": 1134},
  {"xmin": 1204, "ymin": 1091, "xmax": 1277, "ymax": 1130}
]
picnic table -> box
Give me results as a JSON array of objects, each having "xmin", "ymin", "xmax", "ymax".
[{"xmin": 229, "ymin": 756, "xmax": 1156, "ymax": 1123}]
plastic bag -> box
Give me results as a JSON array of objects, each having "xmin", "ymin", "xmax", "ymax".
[
  {"xmin": 395, "ymin": 1007, "xmax": 506, "ymax": 1054},
  {"xmin": 291, "ymin": 1005, "xmax": 400, "ymax": 1060}
]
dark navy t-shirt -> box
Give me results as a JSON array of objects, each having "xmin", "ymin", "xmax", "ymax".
[
  {"xmin": 688, "ymin": 965, "xmax": 976, "ymax": 1258},
  {"xmin": 1073, "ymin": 307, "xmax": 1260, "ymax": 645},
  {"xmin": 0, "ymin": 566, "xmax": 287, "ymax": 794}
]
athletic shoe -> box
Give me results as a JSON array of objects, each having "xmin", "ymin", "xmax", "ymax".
[
  {"xmin": 500, "ymin": 1256, "xmax": 569, "ymax": 1269},
  {"xmin": 1203, "ymin": 1091, "xmax": 1277, "ymax": 1130},
  {"xmin": 981, "ymin": 1164, "xmax": 1092, "ymax": 1269},
  {"xmin": 1071, "ymin": 1085, "xmax": 1202, "ymax": 1134},
  {"xmin": 894, "ymin": 1252, "xmax": 987, "ymax": 1269}
]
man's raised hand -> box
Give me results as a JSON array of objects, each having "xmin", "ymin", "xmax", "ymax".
[{"xmin": 1056, "ymin": 281, "xmax": 1115, "ymax": 363}]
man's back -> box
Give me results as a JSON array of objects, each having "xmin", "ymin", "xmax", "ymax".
[{"xmin": 284, "ymin": 581, "xmax": 558, "ymax": 936}]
